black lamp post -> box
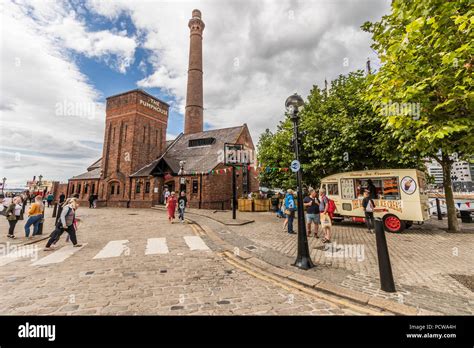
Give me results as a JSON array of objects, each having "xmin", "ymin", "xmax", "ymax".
[
  {"xmin": 178, "ymin": 160, "xmax": 186, "ymax": 193},
  {"xmin": 285, "ymin": 93, "xmax": 314, "ymax": 270},
  {"xmin": 1, "ymin": 177, "xmax": 6, "ymax": 195}
]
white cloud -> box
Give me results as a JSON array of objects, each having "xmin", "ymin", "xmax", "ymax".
[
  {"xmin": 1, "ymin": 0, "xmax": 391, "ymax": 186},
  {"xmin": 87, "ymin": 0, "xmax": 390, "ymax": 141},
  {"xmin": 0, "ymin": 0, "xmax": 105, "ymax": 185}
]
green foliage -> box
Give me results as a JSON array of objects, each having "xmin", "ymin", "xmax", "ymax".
[
  {"xmin": 362, "ymin": 0, "xmax": 474, "ymax": 161},
  {"xmin": 257, "ymin": 71, "xmax": 423, "ymax": 189},
  {"xmin": 362, "ymin": 0, "xmax": 473, "ymax": 231}
]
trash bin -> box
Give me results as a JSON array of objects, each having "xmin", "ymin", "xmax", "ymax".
[{"xmin": 460, "ymin": 210, "xmax": 472, "ymax": 223}]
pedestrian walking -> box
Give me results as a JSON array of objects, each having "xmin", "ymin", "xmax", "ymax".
[
  {"xmin": 24, "ymin": 196, "xmax": 44, "ymax": 239},
  {"xmin": 46, "ymin": 192, "xmax": 54, "ymax": 207},
  {"xmin": 163, "ymin": 187, "xmax": 170, "ymax": 204},
  {"xmin": 284, "ymin": 189, "xmax": 296, "ymax": 234},
  {"xmin": 44, "ymin": 198, "xmax": 82, "ymax": 250},
  {"xmin": 177, "ymin": 191, "xmax": 187, "ymax": 223},
  {"xmin": 362, "ymin": 190, "xmax": 376, "ymax": 233},
  {"xmin": 166, "ymin": 191, "xmax": 177, "ymax": 223},
  {"xmin": 5, "ymin": 196, "xmax": 23, "ymax": 239},
  {"xmin": 319, "ymin": 188, "xmax": 332, "ymax": 243},
  {"xmin": 304, "ymin": 189, "xmax": 320, "ymax": 238},
  {"xmin": 55, "ymin": 192, "xmax": 67, "ymax": 224},
  {"xmin": 88, "ymin": 194, "xmax": 94, "ymax": 208}
]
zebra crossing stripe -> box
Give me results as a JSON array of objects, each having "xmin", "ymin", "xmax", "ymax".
[
  {"xmin": 93, "ymin": 240, "xmax": 129, "ymax": 259},
  {"xmin": 0, "ymin": 247, "xmax": 38, "ymax": 266},
  {"xmin": 145, "ymin": 238, "xmax": 169, "ymax": 255},
  {"xmin": 183, "ymin": 236, "xmax": 210, "ymax": 251},
  {"xmin": 31, "ymin": 244, "xmax": 87, "ymax": 266}
]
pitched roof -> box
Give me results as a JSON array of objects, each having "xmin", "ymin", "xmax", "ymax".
[
  {"xmin": 87, "ymin": 158, "xmax": 102, "ymax": 171},
  {"xmin": 70, "ymin": 167, "xmax": 101, "ymax": 180},
  {"xmin": 131, "ymin": 125, "xmax": 246, "ymax": 177}
]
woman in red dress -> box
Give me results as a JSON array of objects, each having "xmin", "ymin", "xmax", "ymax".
[{"xmin": 166, "ymin": 191, "xmax": 177, "ymax": 223}]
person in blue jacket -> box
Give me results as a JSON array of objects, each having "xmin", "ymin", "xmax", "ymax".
[{"xmin": 284, "ymin": 189, "xmax": 296, "ymax": 234}]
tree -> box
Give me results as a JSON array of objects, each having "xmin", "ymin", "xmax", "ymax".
[
  {"xmin": 362, "ymin": 0, "xmax": 473, "ymax": 232},
  {"xmin": 257, "ymin": 71, "xmax": 423, "ymax": 190}
]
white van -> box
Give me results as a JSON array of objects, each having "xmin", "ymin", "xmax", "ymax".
[{"xmin": 320, "ymin": 169, "xmax": 430, "ymax": 233}]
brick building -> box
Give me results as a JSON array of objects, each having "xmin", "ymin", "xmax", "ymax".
[{"xmin": 67, "ymin": 9, "xmax": 259, "ymax": 209}]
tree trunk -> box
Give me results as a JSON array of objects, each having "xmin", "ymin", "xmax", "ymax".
[{"xmin": 441, "ymin": 153, "xmax": 460, "ymax": 232}]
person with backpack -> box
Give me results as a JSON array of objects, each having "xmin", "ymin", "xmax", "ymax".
[
  {"xmin": 362, "ymin": 190, "xmax": 376, "ymax": 233},
  {"xmin": 319, "ymin": 188, "xmax": 332, "ymax": 243},
  {"xmin": 284, "ymin": 189, "xmax": 296, "ymax": 234},
  {"xmin": 44, "ymin": 198, "xmax": 82, "ymax": 250},
  {"xmin": 5, "ymin": 196, "xmax": 23, "ymax": 239}
]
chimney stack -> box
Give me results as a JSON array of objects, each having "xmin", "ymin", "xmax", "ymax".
[{"xmin": 184, "ymin": 9, "xmax": 205, "ymax": 134}]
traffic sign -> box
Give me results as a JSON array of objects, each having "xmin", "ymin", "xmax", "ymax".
[{"xmin": 290, "ymin": 160, "xmax": 300, "ymax": 173}]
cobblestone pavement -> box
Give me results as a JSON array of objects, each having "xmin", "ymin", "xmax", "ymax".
[
  {"xmin": 0, "ymin": 207, "xmax": 368, "ymax": 315},
  {"xmin": 184, "ymin": 208, "xmax": 474, "ymax": 315}
]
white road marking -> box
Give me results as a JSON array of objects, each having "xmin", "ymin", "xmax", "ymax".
[
  {"xmin": 183, "ymin": 236, "xmax": 210, "ymax": 251},
  {"xmin": 31, "ymin": 244, "xmax": 87, "ymax": 266},
  {"xmin": 93, "ymin": 240, "xmax": 129, "ymax": 259},
  {"xmin": 145, "ymin": 238, "xmax": 169, "ymax": 255},
  {"xmin": 0, "ymin": 246, "xmax": 38, "ymax": 266}
]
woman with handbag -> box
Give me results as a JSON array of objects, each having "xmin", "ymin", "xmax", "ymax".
[
  {"xmin": 319, "ymin": 188, "xmax": 332, "ymax": 243},
  {"xmin": 5, "ymin": 196, "xmax": 23, "ymax": 239},
  {"xmin": 24, "ymin": 195, "xmax": 44, "ymax": 239}
]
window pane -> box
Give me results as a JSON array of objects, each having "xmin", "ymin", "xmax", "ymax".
[
  {"xmin": 327, "ymin": 183, "xmax": 339, "ymax": 195},
  {"xmin": 382, "ymin": 177, "xmax": 399, "ymax": 199}
]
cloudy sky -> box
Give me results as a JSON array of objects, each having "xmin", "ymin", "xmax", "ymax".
[{"xmin": 0, "ymin": 0, "xmax": 390, "ymax": 187}]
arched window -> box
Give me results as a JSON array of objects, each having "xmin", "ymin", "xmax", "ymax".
[{"xmin": 111, "ymin": 184, "xmax": 115, "ymax": 195}]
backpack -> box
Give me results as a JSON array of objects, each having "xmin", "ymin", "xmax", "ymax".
[{"xmin": 327, "ymin": 199, "xmax": 336, "ymax": 214}]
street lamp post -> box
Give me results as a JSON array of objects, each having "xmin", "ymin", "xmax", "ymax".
[
  {"xmin": 178, "ymin": 160, "xmax": 186, "ymax": 193},
  {"xmin": 285, "ymin": 93, "xmax": 314, "ymax": 270},
  {"xmin": 1, "ymin": 177, "xmax": 6, "ymax": 195}
]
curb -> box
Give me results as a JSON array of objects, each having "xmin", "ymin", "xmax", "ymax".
[
  {"xmin": 151, "ymin": 206, "xmax": 255, "ymax": 226},
  {"xmin": 192, "ymin": 217, "xmax": 422, "ymax": 316}
]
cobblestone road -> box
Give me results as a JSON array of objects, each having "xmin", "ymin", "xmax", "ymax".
[
  {"xmin": 185, "ymin": 209, "xmax": 474, "ymax": 315},
  {"xmin": 0, "ymin": 207, "xmax": 367, "ymax": 315}
]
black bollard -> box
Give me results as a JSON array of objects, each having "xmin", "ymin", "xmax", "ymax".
[
  {"xmin": 436, "ymin": 198, "xmax": 442, "ymax": 220},
  {"xmin": 374, "ymin": 218, "xmax": 396, "ymax": 292},
  {"xmin": 52, "ymin": 203, "xmax": 58, "ymax": 218},
  {"xmin": 37, "ymin": 213, "xmax": 44, "ymax": 235}
]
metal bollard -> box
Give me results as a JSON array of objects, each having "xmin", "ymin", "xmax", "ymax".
[
  {"xmin": 52, "ymin": 203, "xmax": 58, "ymax": 218},
  {"xmin": 436, "ymin": 198, "xmax": 442, "ymax": 220},
  {"xmin": 37, "ymin": 213, "xmax": 44, "ymax": 235},
  {"xmin": 374, "ymin": 218, "xmax": 396, "ymax": 292}
]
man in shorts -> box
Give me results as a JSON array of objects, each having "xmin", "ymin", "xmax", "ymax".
[{"xmin": 303, "ymin": 189, "xmax": 320, "ymax": 238}]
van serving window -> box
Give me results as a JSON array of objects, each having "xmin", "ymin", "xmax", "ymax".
[{"xmin": 188, "ymin": 137, "xmax": 216, "ymax": 147}]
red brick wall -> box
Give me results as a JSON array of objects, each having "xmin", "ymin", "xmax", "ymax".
[{"xmin": 100, "ymin": 90, "xmax": 169, "ymax": 202}]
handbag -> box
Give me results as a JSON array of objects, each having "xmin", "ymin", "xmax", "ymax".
[{"xmin": 321, "ymin": 213, "xmax": 332, "ymax": 227}]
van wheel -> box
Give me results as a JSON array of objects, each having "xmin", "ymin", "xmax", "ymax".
[{"xmin": 383, "ymin": 214, "xmax": 405, "ymax": 233}]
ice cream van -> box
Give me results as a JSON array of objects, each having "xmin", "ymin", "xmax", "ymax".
[{"xmin": 319, "ymin": 169, "xmax": 430, "ymax": 233}]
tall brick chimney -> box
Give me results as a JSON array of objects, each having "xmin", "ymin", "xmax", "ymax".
[{"xmin": 184, "ymin": 9, "xmax": 205, "ymax": 134}]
